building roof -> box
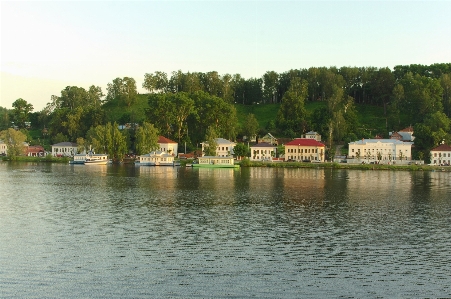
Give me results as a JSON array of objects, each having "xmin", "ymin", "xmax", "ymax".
[
  {"xmin": 285, "ymin": 138, "xmax": 325, "ymax": 147},
  {"xmin": 52, "ymin": 142, "xmax": 77, "ymax": 147},
  {"xmin": 431, "ymin": 144, "xmax": 451, "ymax": 152},
  {"xmin": 158, "ymin": 136, "xmax": 177, "ymax": 144},
  {"xmin": 399, "ymin": 126, "xmax": 414, "ymax": 132},
  {"xmin": 349, "ymin": 139, "xmax": 413, "ymax": 145},
  {"xmin": 250, "ymin": 142, "xmax": 277, "ymax": 148}
]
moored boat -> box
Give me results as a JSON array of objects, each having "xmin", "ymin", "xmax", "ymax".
[{"xmin": 84, "ymin": 154, "xmax": 109, "ymax": 165}]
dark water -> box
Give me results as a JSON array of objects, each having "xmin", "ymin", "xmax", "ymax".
[{"xmin": 1, "ymin": 162, "xmax": 450, "ymax": 298}]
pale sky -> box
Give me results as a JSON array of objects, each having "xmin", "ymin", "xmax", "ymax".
[{"xmin": 1, "ymin": 0, "xmax": 451, "ymax": 111}]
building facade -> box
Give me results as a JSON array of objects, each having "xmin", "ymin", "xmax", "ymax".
[
  {"xmin": 201, "ymin": 138, "xmax": 236, "ymax": 157},
  {"xmin": 348, "ymin": 139, "xmax": 413, "ymax": 162},
  {"xmin": 51, "ymin": 142, "xmax": 78, "ymax": 157},
  {"xmin": 430, "ymin": 144, "xmax": 451, "ymax": 165},
  {"xmin": 284, "ymin": 138, "xmax": 326, "ymax": 162},
  {"xmin": 250, "ymin": 142, "xmax": 277, "ymax": 161},
  {"xmin": 158, "ymin": 136, "xmax": 178, "ymax": 155}
]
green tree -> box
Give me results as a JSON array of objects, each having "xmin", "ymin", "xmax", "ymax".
[
  {"xmin": 204, "ymin": 126, "xmax": 218, "ymax": 156},
  {"xmin": 135, "ymin": 122, "xmax": 159, "ymax": 155},
  {"xmin": 106, "ymin": 77, "xmax": 138, "ymax": 107},
  {"xmin": 143, "ymin": 71, "xmax": 168, "ymax": 93},
  {"xmin": 276, "ymin": 77, "xmax": 309, "ymax": 135},
  {"xmin": 233, "ymin": 142, "xmax": 249, "ymax": 159},
  {"xmin": 0, "ymin": 128, "xmax": 27, "ymax": 158},
  {"xmin": 0, "ymin": 106, "xmax": 10, "ymax": 130},
  {"xmin": 243, "ymin": 113, "xmax": 259, "ymax": 141},
  {"xmin": 88, "ymin": 122, "xmax": 127, "ymax": 161},
  {"xmin": 11, "ymin": 98, "xmax": 34, "ymax": 129}
]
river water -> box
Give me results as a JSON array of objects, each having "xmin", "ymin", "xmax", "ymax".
[{"xmin": 1, "ymin": 162, "xmax": 450, "ymax": 298}]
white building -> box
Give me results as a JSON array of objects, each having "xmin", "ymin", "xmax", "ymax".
[
  {"xmin": 348, "ymin": 139, "xmax": 413, "ymax": 163},
  {"xmin": 201, "ymin": 138, "xmax": 236, "ymax": 157},
  {"xmin": 158, "ymin": 136, "xmax": 178, "ymax": 156},
  {"xmin": 0, "ymin": 140, "xmax": 6, "ymax": 155},
  {"xmin": 430, "ymin": 144, "xmax": 451, "ymax": 166},
  {"xmin": 51, "ymin": 142, "xmax": 78, "ymax": 157},
  {"xmin": 250, "ymin": 142, "xmax": 277, "ymax": 161}
]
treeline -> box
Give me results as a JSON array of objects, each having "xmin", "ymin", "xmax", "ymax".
[{"xmin": 1, "ymin": 63, "xmax": 451, "ymax": 161}]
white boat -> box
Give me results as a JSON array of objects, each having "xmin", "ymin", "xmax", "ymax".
[
  {"xmin": 84, "ymin": 154, "xmax": 109, "ymax": 165},
  {"xmin": 69, "ymin": 154, "xmax": 88, "ymax": 164}
]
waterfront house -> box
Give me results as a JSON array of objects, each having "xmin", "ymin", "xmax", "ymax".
[
  {"xmin": 430, "ymin": 144, "xmax": 451, "ymax": 166},
  {"xmin": 27, "ymin": 145, "xmax": 45, "ymax": 157},
  {"xmin": 158, "ymin": 136, "xmax": 178, "ymax": 156},
  {"xmin": 51, "ymin": 142, "xmax": 78, "ymax": 157},
  {"xmin": 250, "ymin": 142, "xmax": 277, "ymax": 161},
  {"xmin": 201, "ymin": 138, "xmax": 236, "ymax": 157},
  {"xmin": 348, "ymin": 139, "xmax": 413, "ymax": 163},
  {"xmin": 284, "ymin": 138, "xmax": 326, "ymax": 162},
  {"xmin": 0, "ymin": 140, "xmax": 6, "ymax": 155}
]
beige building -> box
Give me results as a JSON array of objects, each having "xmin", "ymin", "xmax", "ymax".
[
  {"xmin": 430, "ymin": 144, "xmax": 451, "ymax": 165},
  {"xmin": 51, "ymin": 142, "xmax": 78, "ymax": 157},
  {"xmin": 201, "ymin": 138, "xmax": 236, "ymax": 157},
  {"xmin": 284, "ymin": 138, "xmax": 326, "ymax": 162},
  {"xmin": 348, "ymin": 139, "xmax": 413, "ymax": 163},
  {"xmin": 250, "ymin": 142, "xmax": 277, "ymax": 161}
]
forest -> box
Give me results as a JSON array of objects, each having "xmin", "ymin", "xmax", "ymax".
[{"xmin": 1, "ymin": 63, "xmax": 451, "ymax": 162}]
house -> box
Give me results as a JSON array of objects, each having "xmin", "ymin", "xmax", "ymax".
[
  {"xmin": 348, "ymin": 139, "xmax": 413, "ymax": 163},
  {"xmin": 259, "ymin": 133, "xmax": 278, "ymax": 145},
  {"xmin": 27, "ymin": 145, "xmax": 45, "ymax": 157},
  {"xmin": 430, "ymin": 144, "xmax": 451, "ymax": 166},
  {"xmin": 0, "ymin": 140, "xmax": 6, "ymax": 155},
  {"xmin": 250, "ymin": 142, "xmax": 277, "ymax": 161},
  {"xmin": 284, "ymin": 138, "xmax": 326, "ymax": 162},
  {"xmin": 51, "ymin": 142, "xmax": 78, "ymax": 157},
  {"xmin": 389, "ymin": 126, "xmax": 415, "ymax": 141},
  {"xmin": 201, "ymin": 138, "xmax": 236, "ymax": 157},
  {"xmin": 303, "ymin": 131, "xmax": 322, "ymax": 141},
  {"xmin": 158, "ymin": 136, "xmax": 178, "ymax": 156}
]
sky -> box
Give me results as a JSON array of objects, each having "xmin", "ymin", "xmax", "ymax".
[{"xmin": 1, "ymin": 0, "xmax": 451, "ymax": 111}]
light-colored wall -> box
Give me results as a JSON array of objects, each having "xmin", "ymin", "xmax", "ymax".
[
  {"xmin": 250, "ymin": 146, "xmax": 277, "ymax": 161},
  {"xmin": 431, "ymin": 151, "xmax": 451, "ymax": 165},
  {"xmin": 284, "ymin": 146, "xmax": 325, "ymax": 162},
  {"xmin": 52, "ymin": 146, "xmax": 78, "ymax": 157},
  {"xmin": 349, "ymin": 140, "xmax": 412, "ymax": 162}
]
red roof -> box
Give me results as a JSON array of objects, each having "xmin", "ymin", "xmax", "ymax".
[
  {"xmin": 399, "ymin": 126, "xmax": 414, "ymax": 132},
  {"xmin": 431, "ymin": 144, "xmax": 451, "ymax": 152},
  {"xmin": 158, "ymin": 136, "xmax": 176, "ymax": 144},
  {"xmin": 285, "ymin": 138, "xmax": 325, "ymax": 147}
]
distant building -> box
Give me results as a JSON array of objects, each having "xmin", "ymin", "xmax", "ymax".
[
  {"xmin": 348, "ymin": 139, "xmax": 413, "ymax": 162},
  {"xmin": 51, "ymin": 142, "xmax": 78, "ymax": 157},
  {"xmin": 0, "ymin": 140, "xmax": 6, "ymax": 155},
  {"xmin": 303, "ymin": 131, "xmax": 321, "ymax": 141},
  {"xmin": 259, "ymin": 133, "xmax": 278, "ymax": 145},
  {"xmin": 250, "ymin": 142, "xmax": 277, "ymax": 161},
  {"xmin": 430, "ymin": 144, "xmax": 451, "ymax": 165},
  {"xmin": 389, "ymin": 126, "xmax": 415, "ymax": 141},
  {"xmin": 158, "ymin": 136, "xmax": 178, "ymax": 156},
  {"xmin": 201, "ymin": 138, "xmax": 236, "ymax": 157},
  {"xmin": 27, "ymin": 145, "xmax": 45, "ymax": 157},
  {"xmin": 284, "ymin": 138, "xmax": 326, "ymax": 162}
]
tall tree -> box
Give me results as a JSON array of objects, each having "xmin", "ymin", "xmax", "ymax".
[
  {"xmin": 243, "ymin": 113, "xmax": 259, "ymax": 141},
  {"xmin": 276, "ymin": 77, "xmax": 309, "ymax": 135},
  {"xmin": 11, "ymin": 98, "xmax": 33, "ymax": 129},
  {"xmin": 0, "ymin": 128, "xmax": 27, "ymax": 158},
  {"xmin": 204, "ymin": 126, "xmax": 218, "ymax": 156},
  {"xmin": 263, "ymin": 71, "xmax": 279, "ymax": 103},
  {"xmin": 106, "ymin": 77, "xmax": 138, "ymax": 107},
  {"xmin": 142, "ymin": 71, "xmax": 168, "ymax": 93},
  {"xmin": 135, "ymin": 122, "xmax": 159, "ymax": 155}
]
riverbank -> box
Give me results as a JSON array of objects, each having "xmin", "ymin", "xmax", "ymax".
[
  {"xmin": 238, "ymin": 160, "xmax": 451, "ymax": 172},
  {"xmin": 1, "ymin": 155, "xmax": 70, "ymax": 163}
]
